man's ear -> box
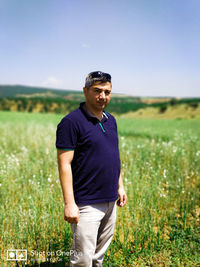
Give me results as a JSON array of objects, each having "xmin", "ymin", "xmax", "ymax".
[{"xmin": 83, "ymin": 87, "xmax": 87, "ymax": 97}]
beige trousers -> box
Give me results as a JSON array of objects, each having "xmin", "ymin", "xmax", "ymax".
[{"xmin": 70, "ymin": 201, "xmax": 117, "ymax": 267}]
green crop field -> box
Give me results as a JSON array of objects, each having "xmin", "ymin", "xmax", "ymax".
[{"xmin": 0, "ymin": 111, "xmax": 200, "ymax": 266}]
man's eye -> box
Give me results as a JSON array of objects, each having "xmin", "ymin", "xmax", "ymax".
[{"xmin": 105, "ymin": 91, "xmax": 110, "ymax": 95}]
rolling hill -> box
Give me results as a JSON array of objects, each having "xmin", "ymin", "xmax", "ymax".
[{"xmin": 0, "ymin": 84, "xmax": 199, "ymax": 118}]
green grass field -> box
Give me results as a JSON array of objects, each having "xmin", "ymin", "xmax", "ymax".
[{"xmin": 0, "ymin": 111, "xmax": 200, "ymax": 266}]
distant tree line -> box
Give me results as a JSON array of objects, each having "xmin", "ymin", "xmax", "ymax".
[{"xmin": 0, "ymin": 96, "xmax": 199, "ymax": 115}]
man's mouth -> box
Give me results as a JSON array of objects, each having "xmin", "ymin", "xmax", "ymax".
[{"xmin": 97, "ymin": 102, "xmax": 106, "ymax": 107}]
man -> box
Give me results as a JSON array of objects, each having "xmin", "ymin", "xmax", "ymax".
[{"xmin": 56, "ymin": 71, "xmax": 127, "ymax": 267}]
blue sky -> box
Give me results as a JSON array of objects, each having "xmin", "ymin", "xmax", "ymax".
[{"xmin": 0, "ymin": 0, "xmax": 199, "ymax": 97}]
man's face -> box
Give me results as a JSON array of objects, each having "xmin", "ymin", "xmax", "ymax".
[{"xmin": 83, "ymin": 82, "xmax": 112, "ymax": 111}]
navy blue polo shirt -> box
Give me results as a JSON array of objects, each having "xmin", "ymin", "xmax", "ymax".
[{"xmin": 56, "ymin": 102, "xmax": 121, "ymax": 205}]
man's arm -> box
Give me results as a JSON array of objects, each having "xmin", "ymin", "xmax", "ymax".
[
  {"xmin": 117, "ymin": 172, "xmax": 128, "ymax": 207},
  {"xmin": 57, "ymin": 149, "xmax": 80, "ymax": 224}
]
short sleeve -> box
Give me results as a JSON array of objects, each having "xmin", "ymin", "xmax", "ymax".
[{"xmin": 56, "ymin": 117, "xmax": 78, "ymax": 150}]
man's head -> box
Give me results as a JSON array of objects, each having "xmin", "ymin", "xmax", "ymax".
[
  {"xmin": 84, "ymin": 71, "xmax": 112, "ymax": 90},
  {"xmin": 83, "ymin": 71, "xmax": 112, "ymax": 112}
]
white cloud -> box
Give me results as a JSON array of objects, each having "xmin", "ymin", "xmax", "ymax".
[
  {"xmin": 42, "ymin": 76, "xmax": 62, "ymax": 88},
  {"xmin": 81, "ymin": 43, "xmax": 90, "ymax": 48}
]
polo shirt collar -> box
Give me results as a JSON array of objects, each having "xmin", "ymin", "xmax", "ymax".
[{"xmin": 80, "ymin": 102, "xmax": 108, "ymax": 122}]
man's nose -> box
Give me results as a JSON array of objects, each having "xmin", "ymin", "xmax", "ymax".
[{"xmin": 99, "ymin": 91, "xmax": 105, "ymax": 98}]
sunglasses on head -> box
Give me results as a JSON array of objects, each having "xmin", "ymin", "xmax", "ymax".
[{"xmin": 88, "ymin": 71, "xmax": 111, "ymax": 81}]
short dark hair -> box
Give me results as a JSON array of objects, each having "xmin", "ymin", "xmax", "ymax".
[{"xmin": 85, "ymin": 71, "xmax": 111, "ymax": 89}]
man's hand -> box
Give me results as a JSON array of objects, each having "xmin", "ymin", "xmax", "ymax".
[
  {"xmin": 117, "ymin": 187, "xmax": 127, "ymax": 207},
  {"xmin": 64, "ymin": 203, "xmax": 80, "ymax": 224}
]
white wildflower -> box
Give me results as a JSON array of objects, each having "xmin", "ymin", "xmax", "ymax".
[{"xmin": 196, "ymin": 151, "xmax": 200, "ymax": 156}]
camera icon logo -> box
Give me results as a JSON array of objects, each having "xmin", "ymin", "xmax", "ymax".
[{"xmin": 7, "ymin": 249, "xmax": 27, "ymax": 261}]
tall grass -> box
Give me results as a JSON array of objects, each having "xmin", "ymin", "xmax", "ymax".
[{"xmin": 0, "ymin": 111, "xmax": 199, "ymax": 266}]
